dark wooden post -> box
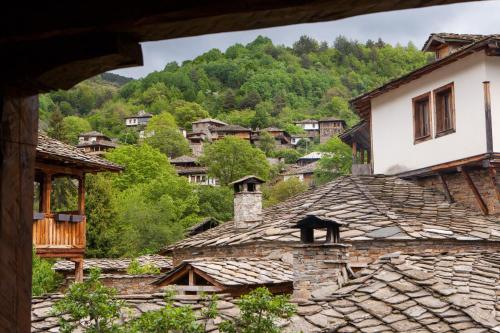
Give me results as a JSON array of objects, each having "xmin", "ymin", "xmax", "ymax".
[
  {"xmin": 78, "ymin": 175, "xmax": 85, "ymax": 215},
  {"xmin": 0, "ymin": 91, "xmax": 38, "ymax": 333},
  {"xmin": 352, "ymin": 142, "xmax": 357, "ymax": 164},
  {"xmin": 73, "ymin": 258, "xmax": 84, "ymax": 283},
  {"xmin": 42, "ymin": 172, "xmax": 52, "ymax": 214},
  {"xmin": 483, "ymin": 81, "xmax": 493, "ymax": 153}
]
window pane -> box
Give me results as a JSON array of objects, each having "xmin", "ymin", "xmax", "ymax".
[
  {"xmin": 435, "ymin": 86, "xmax": 454, "ymax": 134},
  {"xmin": 414, "ymin": 96, "xmax": 430, "ymax": 141}
]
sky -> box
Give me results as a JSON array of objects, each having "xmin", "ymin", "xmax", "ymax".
[{"xmin": 111, "ymin": 0, "xmax": 500, "ymax": 79}]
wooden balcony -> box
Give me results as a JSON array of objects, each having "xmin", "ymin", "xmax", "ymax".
[{"xmin": 33, "ymin": 212, "xmax": 86, "ymax": 258}]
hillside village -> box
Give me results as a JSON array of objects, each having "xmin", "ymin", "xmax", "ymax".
[{"xmin": 30, "ymin": 32, "xmax": 500, "ymax": 332}]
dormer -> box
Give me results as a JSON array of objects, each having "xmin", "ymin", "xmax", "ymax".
[
  {"xmin": 294, "ymin": 214, "xmax": 342, "ymax": 244},
  {"xmin": 230, "ymin": 175, "xmax": 265, "ymax": 229},
  {"xmin": 422, "ymin": 33, "xmax": 485, "ymax": 60}
]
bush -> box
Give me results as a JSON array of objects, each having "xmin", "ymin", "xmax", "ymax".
[
  {"xmin": 126, "ymin": 259, "xmax": 161, "ymax": 275},
  {"xmin": 52, "ymin": 268, "xmax": 124, "ymax": 333},
  {"xmin": 220, "ymin": 287, "xmax": 296, "ymax": 333},
  {"xmin": 32, "ymin": 248, "xmax": 62, "ymax": 296},
  {"xmin": 263, "ymin": 178, "xmax": 309, "ymax": 207}
]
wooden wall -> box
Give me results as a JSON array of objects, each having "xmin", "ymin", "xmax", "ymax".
[{"xmin": 0, "ymin": 92, "xmax": 38, "ymax": 332}]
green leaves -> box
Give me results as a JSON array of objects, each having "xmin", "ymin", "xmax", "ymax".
[
  {"xmin": 144, "ymin": 112, "xmax": 190, "ymax": 158},
  {"xmin": 52, "ymin": 269, "xmax": 124, "ymax": 333},
  {"xmin": 32, "ymin": 248, "xmax": 62, "ymax": 296},
  {"xmin": 199, "ymin": 136, "xmax": 271, "ymax": 186},
  {"xmin": 220, "ymin": 287, "xmax": 296, "ymax": 333}
]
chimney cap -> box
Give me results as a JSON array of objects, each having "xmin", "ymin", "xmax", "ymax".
[{"xmin": 229, "ymin": 175, "xmax": 266, "ymax": 186}]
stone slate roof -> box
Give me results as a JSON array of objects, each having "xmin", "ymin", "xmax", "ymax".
[
  {"xmin": 175, "ymin": 166, "xmax": 208, "ymax": 175},
  {"xmin": 156, "ymin": 257, "xmax": 293, "ymax": 287},
  {"xmin": 32, "ymin": 251, "xmax": 500, "ymax": 332},
  {"xmin": 76, "ymin": 140, "xmax": 117, "ymax": 148},
  {"xmin": 212, "ymin": 124, "xmax": 251, "ymax": 132},
  {"xmin": 294, "ymin": 119, "xmax": 319, "ymax": 124},
  {"xmin": 164, "ymin": 176, "xmax": 500, "ymax": 252},
  {"xmin": 192, "ymin": 118, "xmax": 228, "ymax": 125},
  {"xmin": 37, "ymin": 132, "xmax": 122, "ymax": 172},
  {"xmin": 317, "ymin": 251, "xmax": 500, "ymax": 332},
  {"xmin": 169, "ymin": 155, "xmax": 197, "ymax": 164},
  {"xmin": 79, "ymin": 130, "xmax": 108, "ymax": 137},
  {"xmin": 53, "ymin": 255, "xmax": 172, "ymax": 273},
  {"xmin": 283, "ymin": 161, "xmax": 318, "ymax": 176},
  {"xmin": 422, "ymin": 32, "xmax": 487, "ymax": 51}
]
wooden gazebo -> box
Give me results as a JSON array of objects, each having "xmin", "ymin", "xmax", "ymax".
[{"xmin": 33, "ymin": 133, "xmax": 122, "ymax": 281}]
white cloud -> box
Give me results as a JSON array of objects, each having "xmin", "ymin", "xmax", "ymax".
[{"xmin": 111, "ymin": 0, "xmax": 500, "ymax": 78}]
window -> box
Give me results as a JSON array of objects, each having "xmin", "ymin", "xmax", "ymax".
[
  {"xmin": 412, "ymin": 92, "xmax": 432, "ymax": 143},
  {"xmin": 434, "ymin": 83, "xmax": 455, "ymax": 136}
]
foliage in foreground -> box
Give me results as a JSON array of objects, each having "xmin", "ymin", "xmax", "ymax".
[
  {"xmin": 314, "ymin": 136, "xmax": 352, "ymax": 184},
  {"xmin": 126, "ymin": 259, "xmax": 161, "ymax": 275},
  {"xmin": 220, "ymin": 287, "xmax": 296, "ymax": 333},
  {"xmin": 32, "ymin": 248, "xmax": 62, "ymax": 296},
  {"xmin": 53, "ymin": 270, "xmax": 295, "ymax": 333},
  {"xmin": 53, "ymin": 269, "xmax": 124, "ymax": 333}
]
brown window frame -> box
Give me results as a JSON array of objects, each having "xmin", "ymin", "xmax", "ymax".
[
  {"xmin": 433, "ymin": 82, "xmax": 456, "ymax": 137},
  {"xmin": 412, "ymin": 91, "xmax": 432, "ymax": 144}
]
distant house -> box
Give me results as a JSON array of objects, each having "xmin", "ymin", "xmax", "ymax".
[
  {"xmin": 211, "ymin": 124, "xmax": 252, "ymax": 142},
  {"xmin": 293, "ymin": 119, "xmax": 319, "ymax": 139},
  {"xmin": 254, "ymin": 127, "xmax": 292, "ymax": 147},
  {"xmin": 169, "ymin": 155, "xmax": 217, "ymax": 185},
  {"xmin": 296, "ymin": 151, "xmax": 329, "ymax": 166},
  {"xmin": 282, "ymin": 161, "xmax": 317, "ymax": 186},
  {"xmin": 125, "ymin": 110, "xmax": 153, "ymax": 127},
  {"xmin": 191, "ymin": 118, "xmax": 227, "ymax": 133},
  {"xmin": 77, "ymin": 131, "xmax": 117, "ymax": 156},
  {"xmin": 318, "ymin": 117, "xmax": 346, "ymax": 143}
]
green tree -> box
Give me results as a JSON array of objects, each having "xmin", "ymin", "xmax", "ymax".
[
  {"xmin": 32, "ymin": 248, "xmax": 62, "ymax": 296},
  {"xmin": 126, "ymin": 259, "xmax": 161, "ymax": 275},
  {"xmin": 85, "ymin": 174, "xmax": 118, "ymax": 258},
  {"xmin": 61, "ymin": 116, "xmax": 92, "ymax": 144},
  {"xmin": 52, "ymin": 269, "xmax": 124, "ymax": 333},
  {"xmin": 48, "ymin": 108, "xmax": 65, "ymax": 140},
  {"xmin": 271, "ymin": 148, "xmax": 301, "ymax": 164},
  {"xmin": 167, "ymin": 100, "xmax": 210, "ymax": 130},
  {"xmin": 196, "ymin": 185, "xmax": 234, "ymax": 221},
  {"xmin": 199, "ymin": 137, "xmax": 270, "ymax": 185},
  {"xmin": 256, "ymin": 131, "xmax": 276, "ymax": 156},
  {"xmin": 263, "ymin": 178, "xmax": 308, "ymax": 207},
  {"xmin": 314, "ymin": 137, "xmax": 352, "ymax": 184},
  {"xmin": 144, "ymin": 112, "xmax": 190, "ymax": 158},
  {"xmin": 219, "ymin": 287, "xmax": 296, "ymax": 333}
]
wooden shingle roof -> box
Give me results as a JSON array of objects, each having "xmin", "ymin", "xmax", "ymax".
[{"xmin": 163, "ymin": 175, "xmax": 500, "ymax": 252}]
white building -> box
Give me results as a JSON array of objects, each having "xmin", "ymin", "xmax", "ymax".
[
  {"xmin": 348, "ymin": 33, "xmax": 500, "ymax": 216},
  {"xmin": 125, "ymin": 110, "xmax": 153, "ymax": 127}
]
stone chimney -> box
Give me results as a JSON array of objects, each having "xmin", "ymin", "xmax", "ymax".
[
  {"xmin": 230, "ymin": 175, "xmax": 265, "ymax": 229},
  {"xmin": 291, "ymin": 215, "xmax": 350, "ymax": 299}
]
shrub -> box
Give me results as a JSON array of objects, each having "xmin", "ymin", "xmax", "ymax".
[
  {"xmin": 126, "ymin": 259, "xmax": 161, "ymax": 275},
  {"xmin": 32, "ymin": 248, "xmax": 62, "ymax": 296}
]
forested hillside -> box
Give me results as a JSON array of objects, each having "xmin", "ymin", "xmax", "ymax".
[
  {"xmin": 38, "ymin": 35, "xmax": 432, "ymax": 258},
  {"xmin": 40, "ymin": 35, "xmax": 431, "ymax": 143}
]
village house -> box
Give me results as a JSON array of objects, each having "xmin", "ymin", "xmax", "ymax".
[
  {"xmin": 318, "ymin": 117, "xmax": 346, "ymax": 143},
  {"xmin": 210, "ymin": 124, "xmax": 253, "ymax": 142},
  {"xmin": 124, "ymin": 110, "xmax": 153, "ymax": 127},
  {"xmin": 76, "ymin": 131, "xmax": 117, "ymax": 156},
  {"xmin": 281, "ymin": 161, "xmax": 317, "ymax": 186},
  {"xmin": 169, "ymin": 155, "xmax": 217, "ymax": 185},
  {"xmin": 348, "ymin": 33, "xmax": 500, "ymax": 216},
  {"xmin": 253, "ymin": 127, "xmax": 292, "ymax": 148},
  {"xmin": 34, "ymin": 133, "xmax": 122, "ymax": 280},
  {"xmin": 293, "ymin": 119, "xmax": 319, "ymax": 139}
]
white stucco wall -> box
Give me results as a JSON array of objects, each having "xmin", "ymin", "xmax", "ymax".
[
  {"xmin": 371, "ymin": 51, "xmax": 490, "ymax": 175},
  {"xmin": 485, "ymin": 56, "xmax": 500, "ymax": 153}
]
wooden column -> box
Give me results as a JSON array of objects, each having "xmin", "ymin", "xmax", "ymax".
[
  {"xmin": 42, "ymin": 172, "xmax": 52, "ymax": 213},
  {"xmin": 352, "ymin": 142, "xmax": 357, "ymax": 163},
  {"xmin": 73, "ymin": 258, "xmax": 84, "ymax": 283},
  {"xmin": 78, "ymin": 175, "xmax": 85, "ymax": 215},
  {"xmin": 483, "ymin": 81, "xmax": 493, "ymax": 153},
  {"xmin": 0, "ymin": 91, "xmax": 38, "ymax": 333}
]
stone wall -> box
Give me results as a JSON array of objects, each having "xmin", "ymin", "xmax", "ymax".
[
  {"xmin": 170, "ymin": 239, "xmax": 500, "ymax": 268},
  {"xmin": 415, "ymin": 168, "xmax": 500, "ymax": 216},
  {"xmin": 292, "ymin": 244, "xmax": 349, "ymax": 299},
  {"xmin": 60, "ymin": 274, "xmax": 162, "ymax": 294}
]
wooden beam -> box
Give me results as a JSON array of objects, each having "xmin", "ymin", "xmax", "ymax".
[
  {"xmin": 0, "ymin": 91, "xmax": 38, "ymax": 333},
  {"xmin": 42, "ymin": 172, "xmax": 52, "ymax": 213},
  {"xmin": 172, "ymin": 285, "xmax": 222, "ymax": 292},
  {"xmin": 488, "ymin": 167, "xmax": 500, "ymax": 202},
  {"xmin": 438, "ymin": 173, "xmax": 454, "ymax": 203},
  {"xmin": 188, "ymin": 268, "xmax": 194, "ymax": 286},
  {"xmin": 352, "ymin": 142, "xmax": 357, "ymax": 163},
  {"xmin": 460, "ymin": 167, "xmax": 489, "ymax": 215},
  {"xmin": 483, "ymin": 81, "xmax": 493, "ymax": 153}
]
